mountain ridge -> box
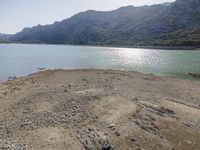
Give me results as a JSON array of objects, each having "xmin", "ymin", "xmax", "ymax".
[
  {"xmin": 9, "ymin": 0, "xmax": 200, "ymax": 46},
  {"xmin": 0, "ymin": 33, "xmax": 12, "ymax": 43}
]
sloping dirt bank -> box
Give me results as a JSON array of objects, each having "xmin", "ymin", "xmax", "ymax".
[{"xmin": 0, "ymin": 69, "xmax": 200, "ymax": 150}]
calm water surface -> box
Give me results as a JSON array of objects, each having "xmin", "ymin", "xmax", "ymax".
[{"xmin": 0, "ymin": 44, "xmax": 200, "ymax": 82}]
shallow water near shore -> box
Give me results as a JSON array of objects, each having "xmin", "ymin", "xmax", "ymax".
[{"xmin": 0, "ymin": 44, "xmax": 200, "ymax": 82}]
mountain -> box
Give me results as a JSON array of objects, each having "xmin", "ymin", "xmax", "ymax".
[
  {"xmin": 0, "ymin": 33, "xmax": 12, "ymax": 43},
  {"xmin": 10, "ymin": 0, "xmax": 200, "ymax": 46}
]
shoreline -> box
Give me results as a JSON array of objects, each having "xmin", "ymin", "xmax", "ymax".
[
  {"xmin": 1, "ymin": 68, "xmax": 200, "ymax": 84},
  {"xmin": 0, "ymin": 69, "xmax": 200, "ymax": 149},
  {"xmin": 1, "ymin": 42, "xmax": 199, "ymax": 50}
]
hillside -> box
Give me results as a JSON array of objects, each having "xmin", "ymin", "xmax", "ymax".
[
  {"xmin": 10, "ymin": 0, "xmax": 200, "ymax": 46},
  {"xmin": 0, "ymin": 33, "xmax": 12, "ymax": 43}
]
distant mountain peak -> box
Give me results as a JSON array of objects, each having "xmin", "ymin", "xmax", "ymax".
[{"xmin": 117, "ymin": 5, "xmax": 135, "ymax": 10}]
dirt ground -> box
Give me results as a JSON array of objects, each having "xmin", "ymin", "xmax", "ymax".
[{"xmin": 0, "ymin": 69, "xmax": 200, "ymax": 150}]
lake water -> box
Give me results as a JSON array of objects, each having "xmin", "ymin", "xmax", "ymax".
[{"xmin": 0, "ymin": 44, "xmax": 200, "ymax": 82}]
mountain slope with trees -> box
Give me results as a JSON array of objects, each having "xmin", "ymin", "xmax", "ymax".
[{"xmin": 10, "ymin": 0, "xmax": 200, "ymax": 46}]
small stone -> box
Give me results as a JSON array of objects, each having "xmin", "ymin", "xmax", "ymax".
[
  {"xmin": 104, "ymin": 133, "xmax": 109, "ymax": 136},
  {"xmin": 185, "ymin": 140, "xmax": 192, "ymax": 144},
  {"xmin": 23, "ymin": 110, "xmax": 28, "ymax": 114},
  {"xmin": 132, "ymin": 138, "xmax": 137, "ymax": 142},
  {"xmin": 88, "ymin": 127, "xmax": 93, "ymax": 132},
  {"xmin": 3, "ymin": 92, "xmax": 7, "ymax": 95},
  {"xmin": 102, "ymin": 145, "xmax": 112, "ymax": 150},
  {"xmin": 114, "ymin": 130, "xmax": 120, "ymax": 136},
  {"xmin": 132, "ymin": 97, "xmax": 138, "ymax": 101},
  {"xmin": 107, "ymin": 124, "xmax": 115, "ymax": 128}
]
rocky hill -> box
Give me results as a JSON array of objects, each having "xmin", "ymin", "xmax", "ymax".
[{"xmin": 10, "ymin": 0, "xmax": 200, "ymax": 46}]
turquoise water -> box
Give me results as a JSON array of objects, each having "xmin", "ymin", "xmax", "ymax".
[{"xmin": 0, "ymin": 44, "xmax": 200, "ymax": 82}]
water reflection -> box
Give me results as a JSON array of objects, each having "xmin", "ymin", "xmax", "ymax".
[{"xmin": 0, "ymin": 44, "xmax": 200, "ymax": 82}]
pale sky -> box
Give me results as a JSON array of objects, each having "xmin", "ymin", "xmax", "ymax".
[{"xmin": 0, "ymin": 0, "xmax": 175, "ymax": 34}]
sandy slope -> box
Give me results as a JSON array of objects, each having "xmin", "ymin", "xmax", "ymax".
[{"xmin": 0, "ymin": 69, "xmax": 200, "ymax": 150}]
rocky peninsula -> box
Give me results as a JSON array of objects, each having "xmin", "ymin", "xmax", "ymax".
[{"xmin": 0, "ymin": 69, "xmax": 200, "ymax": 150}]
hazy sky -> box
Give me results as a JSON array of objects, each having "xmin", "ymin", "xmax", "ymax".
[{"xmin": 0, "ymin": 0, "xmax": 175, "ymax": 34}]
